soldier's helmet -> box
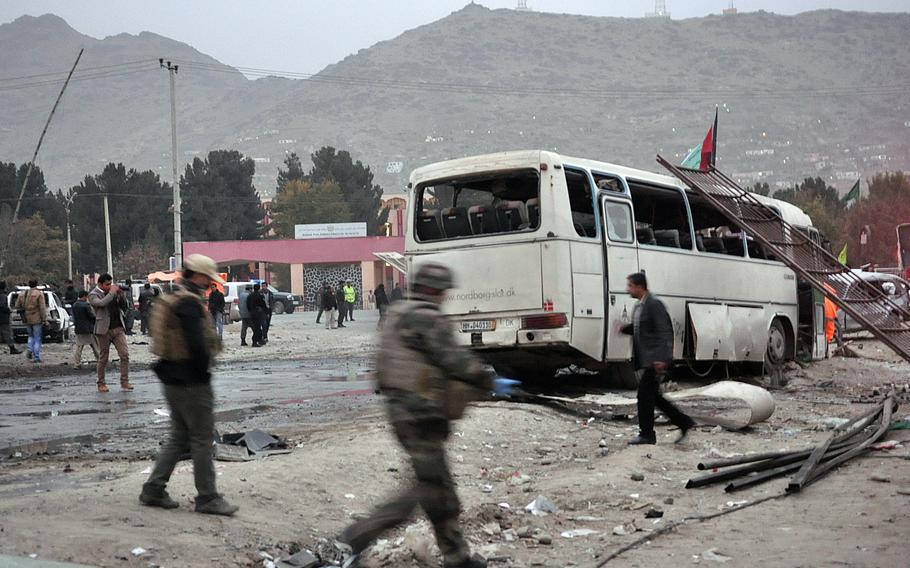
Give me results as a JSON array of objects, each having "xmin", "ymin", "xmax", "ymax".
[{"xmin": 412, "ymin": 263, "xmax": 455, "ymax": 291}]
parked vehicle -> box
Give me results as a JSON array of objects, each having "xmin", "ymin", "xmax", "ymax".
[
  {"xmin": 222, "ymin": 281, "xmax": 301, "ymax": 321},
  {"xmin": 7, "ymin": 287, "xmax": 73, "ymax": 342},
  {"xmin": 837, "ymin": 271, "xmax": 910, "ymax": 334}
]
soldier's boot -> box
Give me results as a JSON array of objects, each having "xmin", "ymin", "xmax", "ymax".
[
  {"xmin": 195, "ymin": 495, "xmax": 239, "ymax": 516},
  {"xmin": 139, "ymin": 486, "xmax": 179, "ymax": 509}
]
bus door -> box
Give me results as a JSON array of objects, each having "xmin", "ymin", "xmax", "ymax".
[{"xmin": 599, "ymin": 194, "xmax": 639, "ymax": 360}]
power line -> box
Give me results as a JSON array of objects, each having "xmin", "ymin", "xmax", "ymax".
[
  {"xmin": 0, "ymin": 59, "xmax": 156, "ymax": 83},
  {"xmin": 0, "ymin": 62, "xmax": 159, "ymax": 92}
]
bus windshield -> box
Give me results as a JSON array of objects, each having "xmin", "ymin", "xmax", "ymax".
[{"xmin": 415, "ymin": 170, "xmax": 540, "ymax": 242}]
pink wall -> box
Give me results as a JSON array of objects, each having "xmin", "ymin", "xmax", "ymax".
[{"xmin": 183, "ymin": 236, "xmax": 404, "ymax": 265}]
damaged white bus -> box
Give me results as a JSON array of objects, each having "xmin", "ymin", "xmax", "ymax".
[{"xmin": 401, "ymin": 150, "xmax": 827, "ymax": 382}]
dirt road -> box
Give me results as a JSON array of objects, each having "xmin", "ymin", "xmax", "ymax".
[{"xmin": 1, "ymin": 314, "xmax": 908, "ymax": 567}]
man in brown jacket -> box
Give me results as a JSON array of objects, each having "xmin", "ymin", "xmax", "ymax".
[
  {"xmin": 15, "ymin": 280, "xmax": 46, "ymax": 363},
  {"xmin": 88, "ymin": 274, "xmax": 133, "ymax": 393}
]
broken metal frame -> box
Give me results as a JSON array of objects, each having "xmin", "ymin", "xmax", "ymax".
[
  {"xmin": 685, "ymin": 397, "xmax": 896, "ymax": 493},
  {"xmin": 656, "ymin": 156, "xmax": 910, "ymax": 365}
]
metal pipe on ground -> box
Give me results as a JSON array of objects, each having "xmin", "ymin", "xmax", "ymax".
[
  {"xmin": 725, "ymin": 443, "xmax": 858, "ymax": 493},
  {"xmin": 787, "ymin": 397, "xmax": 896, "ymax": 493}
]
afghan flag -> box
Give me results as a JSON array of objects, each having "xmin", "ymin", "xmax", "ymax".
[
  {"xmin": 681, "ymin": 108, "xmax": 718, "ymax": 170},
  {"xmin": 842, "ymin": 178, "xmax": 860, "ymax": 205},
  {"xmin": 838, "ymin": 242, "xmax": 848, "ymax": 265}
]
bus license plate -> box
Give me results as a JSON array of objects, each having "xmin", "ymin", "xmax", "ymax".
[{"xmin": 461, "ymin": 320, "xmax": 496, "ymax": 332}]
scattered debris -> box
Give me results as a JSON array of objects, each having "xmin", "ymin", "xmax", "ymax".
[
  {"xmin": 872, "ymin": 440, "xmax": 902, "ymax": 450},
  {"xmin": 153, "ymin": 408, "xmax": 170, "ymax": 417},
  {"xmin": 702, "ymin": 548, "xmax": 733, "ymax": 563},
  {"xmin": 525, "ymin": 495, "xmax": 557, "ymax": 516},
  {"xmin": 131, "ymin": 547, "xmax": 146, "ymax": 557},
  {"xmin": 644, "ymin": 508, "xmax": 664, "ymax": 519},
  {"xmin": 280, "ymin": 549, "xmax": 319, "ymax": 568},
  {"xmin": 687, "ymin": 397, "xmax": 898, "ymax": 493},
  {"xmin": 560, "ymin": 528, "xmax": 599, "ymax": 538},
  {"xmin": 216, "ymin": 429, "xmax": 290, "ymax": 461},
  {"xmin": 630, "ymin": 473, "xmax": 645, "ymax": 482},
  {"xmin": 870, "ymin": 475, "xmax": 891, "ymax": 483}
]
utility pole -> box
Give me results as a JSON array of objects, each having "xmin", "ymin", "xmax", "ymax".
[
  {"xmin": 160, "ymin": 59, "xmax": 182, "ymax": 271},
  {"xmin": 65, "ymin": 196, "xmax": 73, "ymax": 281},
  {"xmin": 0, "ymin": 48, "xmax": 83, "ymax": 274},
  {"xmin": 103, "ymin": 194, "xmax": 113, "ymax": 275}
]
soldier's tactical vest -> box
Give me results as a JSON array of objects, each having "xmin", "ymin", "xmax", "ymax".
[
  {"xmin": 377, "ymin": 301, "xmax": 480, "ymax": 420},
  {"xmin": 150, "ymin": 290, "xmax": 222, "ymax": 361}
]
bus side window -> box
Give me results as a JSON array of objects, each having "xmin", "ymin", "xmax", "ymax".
[
  {"xmin": 688, "ymin": 193, "xmax": 747, "ymax": 256},
  {"xmin": 604, "ymin": 202, "xmax": 634, "ymax": 243},
  {"xmin": 628, "ymin": 182, "xmax": 692, "ymax": 249},
  {"xmin": 565, "ymin": 168, "xmax": 597, "ymax": 238}
]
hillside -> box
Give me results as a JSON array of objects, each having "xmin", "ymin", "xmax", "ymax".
[{"xmin": 1, "ymin": 6, "xmax": 908, "ymax": 196}]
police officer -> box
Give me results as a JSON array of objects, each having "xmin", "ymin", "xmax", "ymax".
[
  {"xmin": 139, "ymin": 254, "xmax": 238, "ymax": 516},
  {"xmin": 337, "ymin": 263, "xmax": 515, "ymax": 568}
]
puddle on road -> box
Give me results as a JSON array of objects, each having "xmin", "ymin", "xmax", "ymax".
[
  {"xmin": 215, "ymin": 404, "xmax": 274, "ymax": 421},
  {"xmin": 1, "ymin": 433, "xmax": 106, "ymax": 457},
  {"xmin": 8, "ymin": 408, "xmax": 115, "ymax": 418}
]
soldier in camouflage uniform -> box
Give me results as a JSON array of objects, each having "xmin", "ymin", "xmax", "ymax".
[{"xmin": 338, "ymin": 263, "xmax": 493, "ymax": 568}]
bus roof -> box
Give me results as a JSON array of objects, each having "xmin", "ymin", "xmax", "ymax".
[{"xmin": 410, "ymin": 150, "xmax": 812, "ymax": 228}]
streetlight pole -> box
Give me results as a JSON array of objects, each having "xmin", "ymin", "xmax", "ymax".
[{"xmin": 160, "ymin": 59, "xmax": 182, "ymax": 271}]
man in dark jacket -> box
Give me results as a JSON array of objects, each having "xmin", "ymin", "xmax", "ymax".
[
  {"xmin": 138, "ymin": 284, "xmax": 156, "ymax": 335},
  {"xmin": 375, "ymin": 283, "xmax": 390, "ymax": 330},
  {"xmin": 207, "ymin": 283, "xmax": 226, "ymax": 340},
  {"xmin": 335, "ymin": 280, "xmax": 347, "ymax": 328},
  {"xmin": 72, "ymin": 290, "xmax": 100, "ymax": 369},
  {"xmin": 620, "ymin": 272, "xmax": 695, "ymax": 445},
  {"xmin": 140, "ymin": 254, "xmax": 238, "ymax": 516},
  {"xmin": 246, "ymin": 283, "xmax": 268, "ymax": 347},
  {"xmin": 62, "ymin": 279, "xmax": 78, "ymax": 306},
  {"xmin": 390, "ymin": 283, "xmax": 404, "ymax": 302},
  {"xmin": 322, "ymin": 285, "xmax": 337, "ymax": 329},
  {"xmin": 315, "ymin": 283, "xmax": 328, "ymax": 324},
  {"xmin": 0, "ymin": 281, "xmax": 22, "ymax": 354}
]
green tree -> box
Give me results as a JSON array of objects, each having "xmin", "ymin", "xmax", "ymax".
[
  {"xmin": 305, "ymin": 147, "xmax": 388, "ymax": 234},
  {"xmin": 1, "ymin": 214, "xmax": 69, "ymax": 285},
  {"xmin": 844, "ymin": 172, "xmax": 910, "ymax": 266},
  {"xmin": 750, "ymin": 182, "xmax": 771, "ymax": 196},
  {"xmin": 276, "ymin": 152, "xmax": 305, "ymax": 195},
  {"xmin": 772, "ymin": 177, "xmax": 846, "ymax": 245},
  {"xmin": 114, "ymin": 238, "xmax": 168, "ymax": 280},
  {"xmin": 0, "ymin": 161, "xmax": 64, "ymax": 232},
  {"xmin": 269, "ymin": 179, "xmax": 353, "ymax": 238},
  {"xmin": 68, "ymin": 163, "xmax": 173, "ymax": 275},
  {"xmin": 181, "ymin": 150, "xmax": 264, "ymax": 241}
]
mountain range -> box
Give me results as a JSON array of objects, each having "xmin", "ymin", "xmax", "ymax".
[{"xmin": 1, "ymin": 4, "xmax": 908, "ymax": 197}]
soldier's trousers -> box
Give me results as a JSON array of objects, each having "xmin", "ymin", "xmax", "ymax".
[{"xmin": 341, "ymin": 413, "xmax": 470, "ymax": 567}]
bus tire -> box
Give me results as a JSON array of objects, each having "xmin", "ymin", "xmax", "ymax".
[{"xmin": 765, "ymin": 318, "xmax": 788, "ymax": 387}]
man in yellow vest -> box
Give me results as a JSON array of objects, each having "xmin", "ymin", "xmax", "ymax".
[
  {"xmin": 140, "ymin": 254, "xmax": 238, "ymax": 516},
  {"xmin": 343, "ymin": 281, "xmax": 357, "ymax": 322}
]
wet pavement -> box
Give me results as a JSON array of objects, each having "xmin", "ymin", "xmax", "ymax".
[{"xmin": 0, "ymin": 356, "xmax": 378, "ymax": 458}]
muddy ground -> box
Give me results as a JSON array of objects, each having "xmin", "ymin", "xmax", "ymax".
[{"xmin": 1, "ymin": 313, "xmax": 909, "ymax": 568}]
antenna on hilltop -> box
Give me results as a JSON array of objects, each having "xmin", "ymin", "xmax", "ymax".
[
  {"xmin": 516, "ymin": 0, "xmax": 531, "ymax": 11},
  {"xmin": 645, "ymin": 0, "xmax": 670, "ymax": 19},
  {"xmin": 723, "ymin": 1, "xmax": 738, "ymax": 15}
]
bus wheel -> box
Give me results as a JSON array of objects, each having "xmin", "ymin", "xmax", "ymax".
[{"xmin": 765, "ymin": 319, "xmax": 788, "ymax": 386}]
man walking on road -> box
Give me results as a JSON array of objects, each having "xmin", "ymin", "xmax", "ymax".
[
  {"xmin": 208, "ymin": 283, "xmax": 225, "ymax": 340},
  {"xmin": 374, "ymin": 283, "xmax": 389, "ymax": 330},
  {"xmin": 335, "ymin": 280, "xmax": 347, "ymax": 328},
  {"xmin": 238, "ymin": 284, "xmax": 252, "ymax": 346},
  {"xmin": 337, "ymin": 263, "xmax": 508, "ymax": 568},
  {"xmin": 16, "ymin": 280, "xmax": 47, "ymax": 363},
  {"xmin": 620, "ymin": 272, "xmax": 694, "ymax": 445},
  {"xmin": 344, "ymin": 280, "xmax": 357, "ymax": 322},
  {"xmin": 246, "ymin": 283, "xmax": 268, "ymax": 347},
  {"xmin": 72, "ymin": 290, "xmax": 100, "ymax": 369},
  {"xmin": 315, "ymin": 283, "xmax": 328, "ymax": 324},
  {"xmin": 138, "ymin": 283, "xmax": 155, "ymax": 335},
  {"xmin": 390, "ymin": 282, "xmax": 403, "ymax": 302},
  {"xmin": 322, "ymin": 285, "xmax": 337, "ymax": 329},
  {"xmin": 89, "ymin": 274, "xmax": 133, "ymax": 393},
  {"xmin": 0, "ymin": 281, "xmax": 22, "ymax": 355},
  {"xmin": 140, "ymin": 254, "xmax": 238, "ymax": 517}
]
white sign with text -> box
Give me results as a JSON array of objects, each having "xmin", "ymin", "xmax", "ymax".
[{"xmin": 294, "ymin": 222, "xmax": 367, "ymax": 240}]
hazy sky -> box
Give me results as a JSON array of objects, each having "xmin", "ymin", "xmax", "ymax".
[{"xmin": 2, "ymin": 0, "xmax": 908, "ymax": 74}]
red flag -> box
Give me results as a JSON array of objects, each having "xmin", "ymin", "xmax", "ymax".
[{"xmin": 699, "ymin": 107, "xmax": 719, "ymax": 170}]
